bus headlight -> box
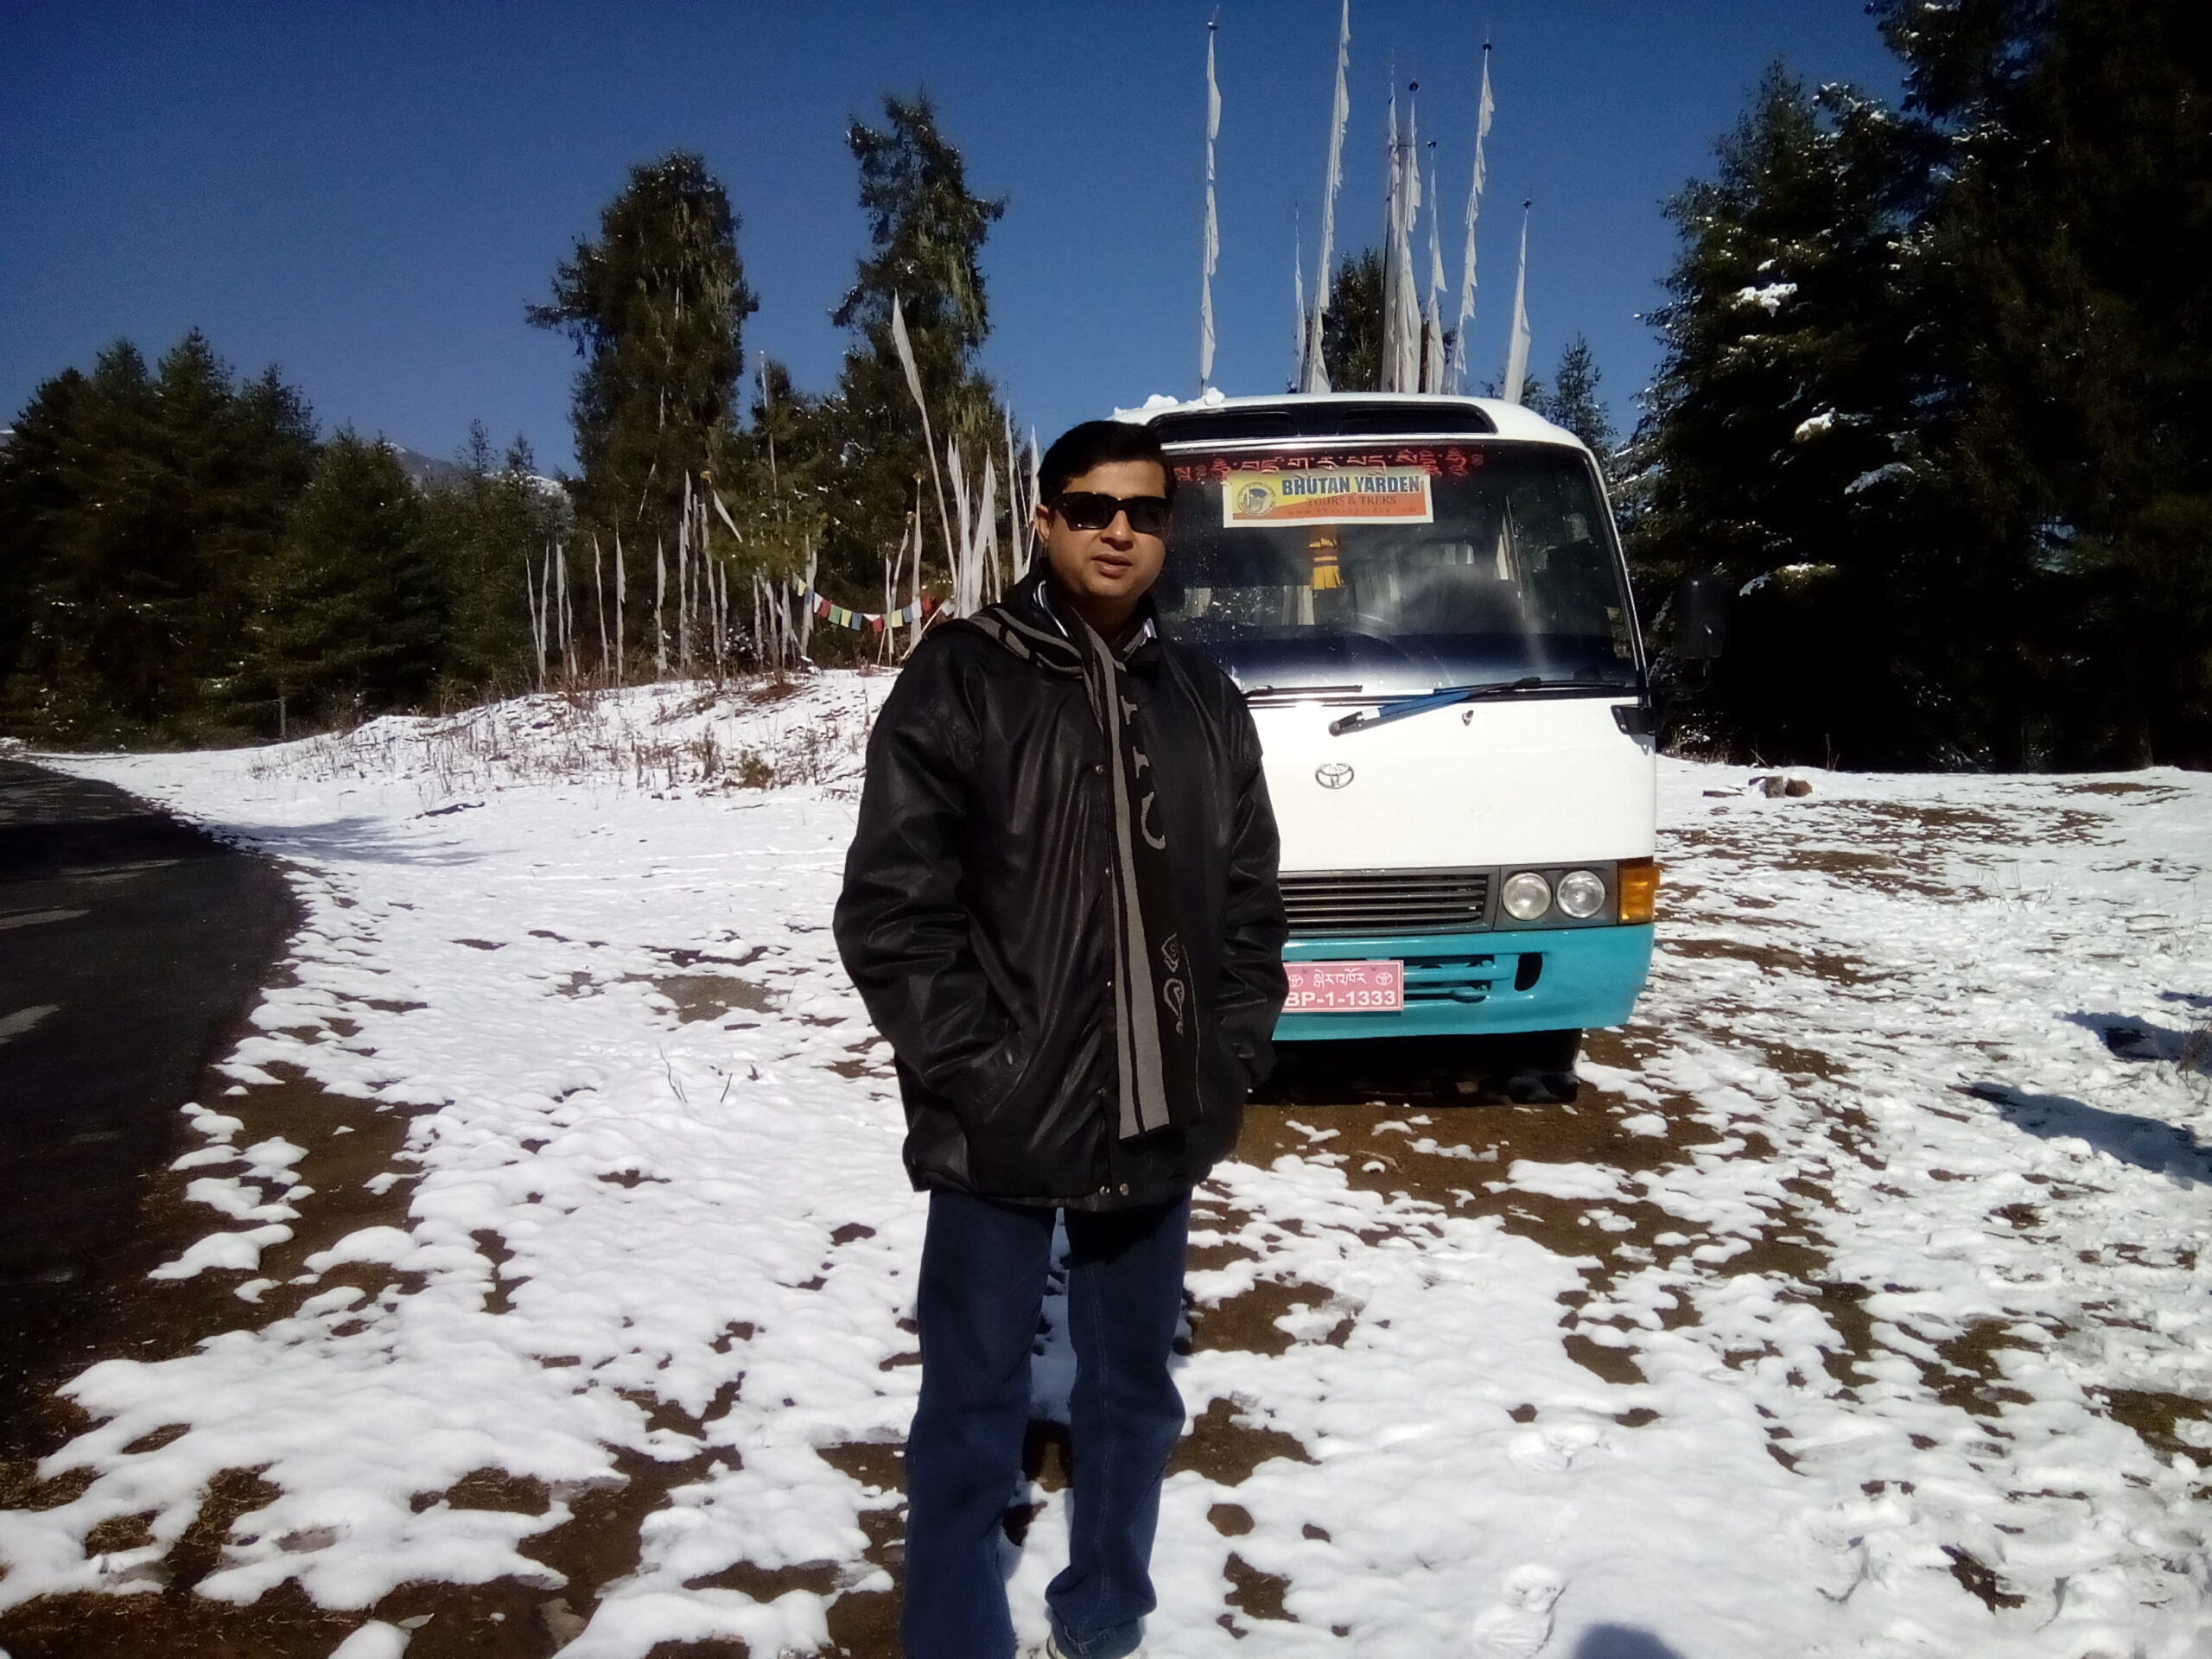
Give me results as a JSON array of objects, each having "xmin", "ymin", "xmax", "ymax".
[
  {"xmin": 1501, "ymin": 871, "xmax": 1552, "ymax": 921},
  {"xmin": 1555, "ymin": 868, "xmax": 1607, "ymax": 918}
]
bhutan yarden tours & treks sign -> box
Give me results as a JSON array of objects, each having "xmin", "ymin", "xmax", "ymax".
[{"xmin": 1223, "ymin": 467, "xmax": 1435, "ymax": 527}]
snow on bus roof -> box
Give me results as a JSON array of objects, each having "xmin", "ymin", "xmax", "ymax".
[{"xmin": 1112, "ymin": 390, "xmax": 1586, "ymax": 451}]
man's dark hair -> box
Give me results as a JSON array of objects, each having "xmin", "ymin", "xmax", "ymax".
[{"xmin": 1037, "ymin": 420, "xmax": 1177, "ymax": 504}]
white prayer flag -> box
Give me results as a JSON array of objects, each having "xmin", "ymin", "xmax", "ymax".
[
  {"xmin": 1425, "ymin": 156, "xmax": 1447, "ymax": 391},
  {"xmin": 1455, "ymin": 44, "xmax": 1494, "ymax": 392},
  {"xmin": 1200, "ymin": 23, "xmax": 1221, "ymax": 389},
  {"xmin": 890, "ymin": 293, "xmax": 928, "ymax": 427},
  {"xmin": 1503, "ymin": 205, "xmax": 1533, "ymax": 405},
  {"xmin": 1381, "ymin": 88, "xmax": 1400, "ymax": 389},
  {"xmin": 892, "ymin": 291, "xmax": 954, "ymax": 582},
  {"xmin": 1302, "ymin": 0, "xmax": 1351, "ymax": 393},
  {"xmin": 1386, "ymin": 96, "xmax": 1423, "ymax": 392}
]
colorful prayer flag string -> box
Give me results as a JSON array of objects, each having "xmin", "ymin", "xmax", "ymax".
[{"xmin": 791, "ymin": 578, "xmax": 936, "ymax": 634}]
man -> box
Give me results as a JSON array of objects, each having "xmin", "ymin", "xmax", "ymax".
[{"xmin": 835, "ymin": 418, "xmax": 1288, "ymax": 1659}]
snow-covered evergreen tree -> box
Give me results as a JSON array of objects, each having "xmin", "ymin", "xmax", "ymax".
[
  {"xmin": 1630, "ymin": 67, "xmax": 1929, "ymax": 766},
  {"xmin": 1874, "ymin": 0, "xmax": 2212, "ymax": 767}
]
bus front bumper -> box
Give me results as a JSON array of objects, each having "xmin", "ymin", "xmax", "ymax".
[{"xmin": 1275, "ymin": 925, "xmax": 1655, "ymax": 1042}]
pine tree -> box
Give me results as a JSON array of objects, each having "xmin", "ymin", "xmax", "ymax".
[
  {"xmin": 1630, "ymin": 67, "xmax": 1928, "ymax": 765},
  {"xmin": 1321, "ymin": 247, "xmax": 1384, "ymax": 391},
  {"xmin": 1637, "ymin": 9, "xmax": 2209, "ymax": 769},
  {"xmin": 528, "ymin": 152, "xmax": 758, "ymax": 575},
  {"xmin": 1530, "ymin": 336, "xmax": 1618, "ymax": 475},
  {"xmin": 721, "ymin": 360, "xmax": 830, "ymax": 607},
  {"xmin": 247, "ymin": 432, "xmax": 443, "ymax": 731},
  {"xmin": 85, "ymin": 334, "xmax": 232, "ymax": 728},
  {"xmin": 1873, "ymin": 0, "xmax": 2212, "ymax": 766},
  {"xmin": 3, "ymin": 342, "xmax": 165, "ymax": 737},
  {"xmin": 810, "ymin": 93, "xmax": 1011, "ymax": 607},
  {"xmin": 0, "ymin": 369, "xmax": 93, "ymax": 705},
  {"xmin": 0, "ymin": 332, "xmax": 315, "ymax": 743},
  {"xmin": 425, "ymin": 422, "xmax": 569, "ymax": 697}
]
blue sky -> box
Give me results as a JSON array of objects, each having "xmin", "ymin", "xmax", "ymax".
[{"xmin": 0, "ymin": 2, "xmax": 1900, "ymax": 469}]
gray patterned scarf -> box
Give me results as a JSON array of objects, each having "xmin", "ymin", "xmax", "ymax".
[{"xmin": 959, "ymin": 571, "xmax": 1202, "ymax": 1142}]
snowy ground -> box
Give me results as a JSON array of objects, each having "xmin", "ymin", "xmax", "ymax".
[{"xmin": 2, "ymin": 674, "xmax": 2208, "ymax": 1659}]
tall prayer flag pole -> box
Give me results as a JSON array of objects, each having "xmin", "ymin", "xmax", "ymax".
[
  {"xmin": 1424, "ymin": 146, "xmax": 1447, "ymax": 391},
  {"xmin": 1199, "ymin": 20, "xmax": 1222, "ymax": 391},
  {"xmin": 1385, "ymin": 87, "xmax": 1424, "ymax": 392},
  {"xmin": 1502, "ymin": 201, "xmax": 1533, "ymax": 405},
  {"xmin": 1300, "ymin": 0, "xmax": 1351, "ymax": 393},
  {"xmin": 1453, "ymin": 41, "xmax": 1494, "ymax": 393}
]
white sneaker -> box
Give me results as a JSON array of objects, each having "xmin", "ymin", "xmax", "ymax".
[{"xmin": 1039, "ymin": 1637, "xmax": 1145, "ymax": 1659}]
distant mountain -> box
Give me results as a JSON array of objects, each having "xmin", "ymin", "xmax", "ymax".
[
  {"xmin": 385, "ymin": 442, "xmax": 569, "ymax": 502},
  {"xmin": 385, "ymin": 443, "xmax": 474, "ymax": 490},
  {"xmin": 0, "ymin": 424, "xmax": 566, "ymax": 501}
]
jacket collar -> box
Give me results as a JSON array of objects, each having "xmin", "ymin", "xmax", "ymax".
[{"xmin": 1020, "ymin": 564, "xmax": 1162, "ymax": 664}]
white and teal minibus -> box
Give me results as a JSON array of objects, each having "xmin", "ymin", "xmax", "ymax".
[{"xmin": 1131, "ymin": 393, "xmax": 1657, "ymax": 1085}]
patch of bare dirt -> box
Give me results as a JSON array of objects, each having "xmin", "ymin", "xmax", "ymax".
[
  {"xmin": 1207, "ymin": 1502, "xmax": 1253, "ymax": 1535},
  {"xmin": 1926, "ymin": 1320, "xmax": 2040, "ymax": 1421},
  {"xmin": 1168, "ymin": 1397, "xmax": 1316, "ymax": 1485},
  {"xmin": 2094, "ymin": 1388, "xmax": 2212, "ymax": 1470},
  {"xmin": 651, "ymin": 975, "xmax": 778, "ymax": 1022},
  {"xmin": 2, "ymin": 1060, "xmax": 426, "ymax": 1478},
  {"xmin": 1183, "ymin": 1199, "xmax": 1261, "ymax": 1274},
  {"xmin": 416, "ymin": 1468, "xmax": 551, "ymax": 1517},
  {"xmin": 1662, "ymin": 936, "xmax": 1878, "ymax": 984},
  {"xmin": 1845, "ymin": 802, "xmax": 2010, "ymax": 837},
  {"xmin": 2057, "ymin": 781, "xmax": 2179, "ymax": 799},
  {"xmin": 1943, "ymin": 1544, "xmax": 2029, "ymax": 1612},
  {"xmin": 1233, "ymin": 1027, "xmax": 1731, "ymax": 1291},
  {"xmin": 0, "ymin": 1581, "xmax": 358, "ymax": 1659},
  {"xmin": 1747, "ymin": 1039, "xmax": 1848, "ymax": 1082},
  {"xmin": 0, "ymin": 1044, "xmax": 746, "ymax": 1658},
  {"xmin": 1215, "ymin": 1024, "xmax": 1898, "ymax": 1444},
  {"xmin": 1220, "ymin": 1551, "xmax": 1296, "ymax": 1632},
  {"xmin": 1185, "ymin": 1276, "xmax": 1349, "ymax": 1358},
  {"xmin": 809, "ymin": 1441, "xmax": 905, "ymax": 1656}
]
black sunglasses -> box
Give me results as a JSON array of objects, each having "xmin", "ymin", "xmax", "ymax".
[{"xmin": 1049, "ymin": 491, "xmax": 1173, "ymax": 537}]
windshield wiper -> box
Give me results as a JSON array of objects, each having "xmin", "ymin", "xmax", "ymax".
[
  {"xmin": 1243, "ymin": 682, "xmax": 1363, "ymax": 702},
  {"xmin": 1328, "ymin": 677, "xmax": 1626, "ymax": 736}
]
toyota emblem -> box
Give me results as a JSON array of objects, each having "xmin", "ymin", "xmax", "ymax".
[{"xmin": 1314, "ymin": 761, "xmax": 1355, "ymax": 790}]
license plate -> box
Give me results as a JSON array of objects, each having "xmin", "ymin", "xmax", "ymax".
[{"xmin": 1283, "ymin": 960, "xmax": 1405, "ymax": 1013}]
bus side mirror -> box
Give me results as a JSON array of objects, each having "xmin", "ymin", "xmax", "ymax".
[{"xmin": 1674, "ymin": 572, "xmax": 1729, "ymax": 661}]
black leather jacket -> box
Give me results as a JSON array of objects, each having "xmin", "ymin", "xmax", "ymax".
[{"xmin": 835, "ymin": 594, "xmax": 1287, "ymax": 1210}]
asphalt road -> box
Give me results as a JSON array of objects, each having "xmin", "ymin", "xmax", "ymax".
[{"xmin": 0, "ymin": 760, "xmax": 293, "ymax": 1410}]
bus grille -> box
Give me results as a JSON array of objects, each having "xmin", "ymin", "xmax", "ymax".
[{"xmin": 1280, "ymin": 868, "xmax": 1492, "ymax": 938}]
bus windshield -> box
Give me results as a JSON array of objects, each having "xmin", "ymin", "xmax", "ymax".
[{"xmin": 1157, "ymin": 441, "xmax": 1637, "ymax": 696}]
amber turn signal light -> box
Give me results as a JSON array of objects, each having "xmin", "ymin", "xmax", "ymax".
[{"xmin": 1617, "ymin": 857, "xmax": 1658, "ymax": 924}]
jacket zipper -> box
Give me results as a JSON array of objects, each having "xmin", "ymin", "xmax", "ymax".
[{"xmin": 1091, "ymin": 737, "xmax": 1131, "ymax": 1202}]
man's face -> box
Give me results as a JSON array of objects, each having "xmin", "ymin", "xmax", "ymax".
[{"xmin": 1034, "ymin": 459, "xmax": 1171, "ymax": 620}]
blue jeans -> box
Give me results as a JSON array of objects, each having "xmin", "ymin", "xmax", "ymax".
[{"xmin": 901, "ymin": 1189, "xmax": 1190, "ymax": 1659}]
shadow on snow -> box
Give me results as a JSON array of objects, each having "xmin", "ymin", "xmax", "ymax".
[
  {"xmin": 1574, "ymin": 1626, "xmax": 1692, "ymax": 1659},
  {"xmin": 219, "ymin": 815, "xmax": 485, "ymax": 868},
  {"xmin": 1961, "ymin": 1079, "xmax": 2210, "ymax": 1183},
  {"xmin": 2060, "ymin": 1007, "xmax": 2210, "ymax": 1074}
]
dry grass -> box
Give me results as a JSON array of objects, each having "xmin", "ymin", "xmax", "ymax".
[{"xmin": 247, "ymin": 677, "xmax": 877, "ymax": 806}]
